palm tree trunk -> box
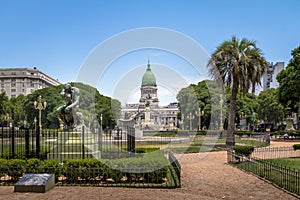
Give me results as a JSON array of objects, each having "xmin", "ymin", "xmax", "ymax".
[
  {"xmin": 227, "ymin": 81, "xmax": 238, "ymax": 147},
  {"xmin": 251, "ymin": 82, "xmax": 255, "ymax": 94}
]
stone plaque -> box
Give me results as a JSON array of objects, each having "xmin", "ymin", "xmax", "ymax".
[{"xmin": 14, "ymin": 174, "xmax": 55, "ymax": 193}]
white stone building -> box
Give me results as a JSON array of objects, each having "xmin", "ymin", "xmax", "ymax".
[
  {"xmin": 120, "ymin": 62, "xmax": 179, "ymax": 131},
  {"xmin": 0, "ymin": 67, "xmax": 61, "ymax": 98},
  {"xmin": 254, "ymin": 62, "xmax": 284, "ymax": 95}
]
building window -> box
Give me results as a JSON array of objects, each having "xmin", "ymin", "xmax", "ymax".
[
  {"xmin": 11, "ymin": 95, "xmax": 16, "ymax": 98},
  {"xmin": 11, "ymin": 72, "xmax": 16, "ymax": 75},
  {"xmin": 11, "ymin": 79, "xmax": 16, "ymax": 82},
  {"xmin": 22, "ymin": 89, "xmax": 25, "ymax": 92},
  {"xmin": 1, "ymin": 72, "xmax": 5, "ymax": 75},
  {"xmin": 1, "ymin": 89, "xmax": 4, "ymax": 92},
  {"xmin": 11, "ymin": 89, "xmax": 16, "ymax": 93},
  {"xmin": 1, "ymin": 79, "xmax": 4, "ymax": 82},
  {"xmin": 1, "ymin": 84, "xmax": 4, "ymax": 87},
  {"xmin": 31, "ymin": 83, "xmax": 34, "ymax": 87},
  {"xmin": 11, "ymin": 83, "xmax": 16, "ymax": 87}
]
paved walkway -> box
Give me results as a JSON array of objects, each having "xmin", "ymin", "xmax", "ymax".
[{"xmin": 0, "ymin": 141, "xmax": 299, "ymax": 199}]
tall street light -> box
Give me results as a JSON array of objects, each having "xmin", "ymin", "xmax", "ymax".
[
  {"xmin": 219, "ymin": 94, "xmax": 224, "ymax": 131},
  {"xmin": 100, "ymin": 113, "xmax": 103, "ymax": 133},
  {"xmin": 187, "ymin": 112, "xmax": 194, "ymax": 131},
  {"xmin": 34, "ymin": 95, "xmax": 46, "ymax": 134},
  {"xmin": 34, "ymin": 117, "xmax": 37, "ymax": 131},
  {"xmin": 181, "ymin": 113, "xmax": 185, "ymax": 130},
  {"xmin": 196, "ymin": 107, "xmax": 204, "ymax": 131}
]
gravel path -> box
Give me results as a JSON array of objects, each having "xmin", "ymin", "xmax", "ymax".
[{"xmin": 0, "ymin": 141, "xmax": 299, "ymax": 200}]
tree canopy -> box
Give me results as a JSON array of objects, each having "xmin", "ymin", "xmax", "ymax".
[
  {"xmin": 208, "ymin": 36, "xmax": 268, "ymax": 146},
  {"xmin": 277, "ymin": 45, "xmax": 300, "ymax": 113},
  {"xmin": 0, "ymin": 82, "xmax": 121, "ymax": 129}
]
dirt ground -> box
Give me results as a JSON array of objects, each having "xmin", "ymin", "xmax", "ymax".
[{"xmin": 0, "ymin": 141, "xmax": 299, "ymax": 200}]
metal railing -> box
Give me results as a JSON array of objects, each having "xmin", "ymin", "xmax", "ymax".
[{"xmin": 227, "ymin": 148, "xmax": 300, "ymax": 196}]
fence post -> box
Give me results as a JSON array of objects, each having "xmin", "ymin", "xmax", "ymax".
[
  {"xmin": 82, "ymin": 126, "xmax": 85, "ymax": 159},
  {"xmin": 25, "ymin": 128, "xmax": 30, "ymax": 158},
  {"xmin": 36, "ymin": 125, "xmax": 40, "ymax": 158},
  {"xmin": 11, "ymin": 126, "xmax": 15, "ymax": 159},
  {"xmin": 98, "ymin": 128, "xmax": 102, "ymax": 152},
  {"xmin": 127, "ymin": 126, "xmax": 135, "ymax": 153}
]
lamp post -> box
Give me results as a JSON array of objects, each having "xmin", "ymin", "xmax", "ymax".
[
  {"xmin": 5, "ymin": 113, "xmax": 11, "ymax": 127},
  {"xmin": 187, "ymin": 112, "xmax": 194, "ymax": 131},
  {"xmin": 34, "ymin": 117, "xmax": 37, "ymax": 131},
  {"xmin": 219, "ymin": 94, "xmax": 224, "ymax": 131},
  {"xmin": 34, "ymin": 95, "xmax": 46, "ymax": 134},
  {"xmin": 252, "ymin": 112, "xmax": 256, "ymax": 130},
  {"xmin": 196, "ymin": 107, "xmax": 204, "ymax": 131},
  {"xmin": 100, "ymin": 113, "xmax": 103, "ymax": 133},
  {"xmin": 181, "ymin": 113, "xmax": 185, "ymax": 130}
]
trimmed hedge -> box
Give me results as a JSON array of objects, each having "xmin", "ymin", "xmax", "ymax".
[
  {"xmin": 293, "ymin": 144, "xmax": 300, "ymax": 150},
  {"xmin": 233, "ymin": 146, "xmax": 254, "ymax": 157},
  {"xmin": 0, "ymin": 151, "xmax": 172, "ymax": 185}
]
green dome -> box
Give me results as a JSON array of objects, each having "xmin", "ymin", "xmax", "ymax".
[{"xmin": 142, "ymin": 63, "xmax": 156, "ymax": 86}]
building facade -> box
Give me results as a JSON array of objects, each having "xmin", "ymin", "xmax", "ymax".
[
  {"xmin": 120, "ymin": 62, "xmax": 179, "ymax": 131},
  {"xmin": 0, "ymin": 67, "xmax": 61, "ymax": 98},
  {"xmin": 254, "ymin": 62, "xmax": 284, "ymax": 94}
]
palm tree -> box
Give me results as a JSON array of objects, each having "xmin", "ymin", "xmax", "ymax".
[{"xmin": 208, "ymin": 36, "xmax": 268, "ymax": 146}]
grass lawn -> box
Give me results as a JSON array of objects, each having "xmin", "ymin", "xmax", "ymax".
[{"xmin": 266, "ymin": 158, "xmax": 300, "ymax": 170}]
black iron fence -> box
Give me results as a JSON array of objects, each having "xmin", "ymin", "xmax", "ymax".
[
  {"xmin": 0, "ymin": 126, "xmax": 181, "ymax": 188},
  {"xmin": 227, "ymin": 148, "xmax": 300, "ymax": 196},
  {"xmin": 0, "ymin": 126, "xmax": 137, "ymax": 160}
]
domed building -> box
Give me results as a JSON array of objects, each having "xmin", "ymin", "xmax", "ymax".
[
  {"xmin": 120, "ymin": 61, "xmax": 179, "ymax": 131},
  {"xmin": 139, "ymin": 61, "xmax": 159, "ymax": 109}
]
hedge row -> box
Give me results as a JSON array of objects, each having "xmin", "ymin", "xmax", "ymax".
[
  {"xmin": 233, "ymin": 146, "xmax": 255, "ymax": 157},
  {"xmin": 293, "ymin": 144, "xmax": 300, "ymax": 150},
  {"xmin": 0, "ymin": 151, "xmax": 170, "ymax": 184}
]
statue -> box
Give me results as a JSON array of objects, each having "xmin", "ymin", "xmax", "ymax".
[{"xmin": 57, "ymin": 83, "xmax": 82, "ymax": 130}]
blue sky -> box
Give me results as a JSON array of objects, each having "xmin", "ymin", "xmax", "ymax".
[{"xmin": 0, "ymin": 0, "xmax": 299, "ymax": 105}]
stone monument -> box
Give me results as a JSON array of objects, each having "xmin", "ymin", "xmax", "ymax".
[
  {"xmin": 48, "ymin": 83, "xmax": 100, "ymax": 161},
  {"xmin": 14, "ymin": 174, "xmax": 55, "ymax": 193},
  {"xmin": 57, "ymin": 83, "xmax": 83, "ymax": 130}
]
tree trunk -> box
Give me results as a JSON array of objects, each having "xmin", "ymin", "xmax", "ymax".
[
  {"xmin": 251, "ymin": 83, "xmax": 255, "ymax": 94},
  {"xmin": 226, "ymin": 81, "xmax": 238, "ymax": 147}
]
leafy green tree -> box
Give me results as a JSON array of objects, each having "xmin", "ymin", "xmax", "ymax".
[
  {"xmin": 0, "ymin": 92, "xmax": 10, "ymax": 125},
  {"xmin": 277, "ymin": 45, "xmax": 300, "ymax": 113},
  {"xmin": 208, "ymin": 36, "xmax": 268, "ymax": 146},
  {"xmin": 177, "ymin": 80, "xmax": 223, "ymax": 130},
  {"xmin": 9, "ymin": 94, "xmax": 27, "ymax": 126},
  {"xmin": 23, "ymin": 82, "xmax": 121, "ymax": 129},
  {"xmin": 24, "ymin": 85, "xmax": 64, "ymax": 129},
  {"xmin": 257, "ymin": 88, "xmax": 285, "ymax": 125}
]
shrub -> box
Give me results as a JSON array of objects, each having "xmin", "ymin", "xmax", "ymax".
[
  {"xmin": 6, "ymin": 159, "xmax": 26, "ymax": 181},
  {"xmin": 62, "ymin": 159, "xmax": 106, "ymax": 182},
  {"xmin": 42, "ymin": 159, "xmax": 62, "ymax": 182},
  {"xmin": 0, "ymin": 159, "xmax": 8, "ymax": 177},
  {"xmin": 293, "ymin": 144, "xmax": 300, "ymax": 150},
  {"xmin": 26, "ymin": 158, "xmax": 42, "ymax": 174},
  {"xmin": 233, "ymin": 146, "xmax": 254, "ymax": 157}
]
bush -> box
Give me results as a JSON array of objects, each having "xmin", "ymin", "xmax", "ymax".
[
  {"xmin": 62, "ymin": 159, "xmax": 106, "ymax": 182},
  {"xmin": 293, "ymin": 144, "xmax": 300, "ymax": 150},
  {"xmin": 233, "ymin": 146, "xmax": 254, "ymax": 157},
  {"xmin": 0, "ymin": 159, "xmax": 8, "ymax": 177},
  {"xmin": 42, "ymin": 159, "xmax": 62, "ymax": 182},
  {"xmin": 6, "ymin": 159, "xmax": 26, "ymax": 181},
  {"xmin": 26, "ymin": 158, "xmax": 42, "ymax": 174}
]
